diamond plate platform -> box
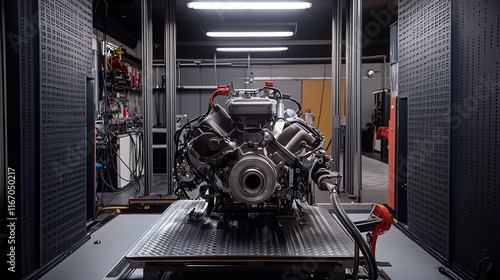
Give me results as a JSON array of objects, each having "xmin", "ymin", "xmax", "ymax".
[{"xmin": 125, "ymin": 200, "xmax": 355, "ymax": 266}]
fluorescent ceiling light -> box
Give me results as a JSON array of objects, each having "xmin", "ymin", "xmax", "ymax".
[
  {"xmin": 216, "ymin": 47, "xmax": 288, "ymax": 52},
  {"xmin": 187, "ymin": 2, "xmax": 312, "ymax": 10},
  {"xmin": 206, "ymin": 31, "xmax": 294, "ymax": 37},
  {"xmin": 203, "ymin": 23, "xmax": 297, "ymax": 38}
]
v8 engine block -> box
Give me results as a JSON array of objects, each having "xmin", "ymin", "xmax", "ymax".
[{"xmin": 174, "ymin": 84, "xmax": 333, "ymax": 214}]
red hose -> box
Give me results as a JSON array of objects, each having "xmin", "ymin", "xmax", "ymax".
[{"xmin": 209, "ymin": 85, "xmax": 230, "ymax": 105}]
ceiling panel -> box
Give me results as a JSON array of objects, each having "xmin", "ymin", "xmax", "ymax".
[{"xmin": 93, "ymin": 0, "xmax": 397, "ymax": 63}]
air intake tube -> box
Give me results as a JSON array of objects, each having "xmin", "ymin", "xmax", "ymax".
[{"xmin": 314, "ymin": 168, "xmax": 378, "ymax": 280}]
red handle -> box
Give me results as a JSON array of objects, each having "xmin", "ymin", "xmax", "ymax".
[
  {"xmin": 370, "ymin": 204, "xmax": 392, "ymax": 256},
  {"xmin": 376, "ymin": 127, "xmax": 389, "ymax": 140}
]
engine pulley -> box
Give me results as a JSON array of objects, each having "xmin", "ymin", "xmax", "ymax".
[{"xmin": 228, "ymin": 155, "xmax": 277, "ymax": 204}]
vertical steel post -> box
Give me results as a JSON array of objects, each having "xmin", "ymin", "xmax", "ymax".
[
  {"xmin": 345, "ymin": 0, "xmax": 362, "ymax": 199},
  {"xmin": 246, "ymin": 53, "xmax": 251, "ymax": 88},
  {"xmin": 331, "ymin": 0, "xmax": 343, "ymax": 174},
  {"xmin": 344, "ymin": 0, "xmax": 352, "ymax": 194},
  {"xmin": 164, "ymin": 0, "xmax": 177, "ymax": 194},
  {"xmin": 141, "ymin": 0, "xmax": 153, "ymax": 194},
  {"xmin": 214, "ymin": 53, "xmax": 218, "ymax": 84},
  {"xmin": 92, "ymin": 49, "xmax": 99, "ymax": 118}
]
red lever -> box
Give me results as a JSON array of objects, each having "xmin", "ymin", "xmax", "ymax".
[
  {"xmin": 265, "ymin": 81, "xmax": 274, "ymax": 87},
  {"xmin": 209, "ymin": 85, "xmax": 230, "ymax": 105},
  {"xmin": 369, "ymin": 204, "xmax": 391, "ymax": 257}
]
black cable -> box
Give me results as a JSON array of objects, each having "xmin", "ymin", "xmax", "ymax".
[
  {"xmin": 109, "ymin": 149, "xmax": 138, "ymax": 183},
  {"xmin": 96, "ymin": 136, "xmax": 119, "ymax": 209},
  {"xmin": 96, "ymin": 132, "xmax": 142, "ymax": 200},
  {"xmin": 134, "ymin": 131, "xmax": 143, "ymax": 193},
  {"xmin": 328, "ymin": 189, "xmax": 377, "ymax": 280},
  {"xmin": 325, "ymin": 138, "xmax": 332, "ymax": 151},
  {"xmin": 96, "ymin": 142, "xmax": 117, "ymax": 195},
  {"xmin": 96, "ymin": 168, "xmax": 107, "ymax": 209},
  {"xmin": 99, "ymin": 167, "xmax": 120, "ymax": 192},
  {"xmin": 102, "ymin": 142, "xmax": 137, "ymax": 192},
  {"xmin": 131, "ymin": 131, "xmax": 141, "ymax": 193},
  {"xmin": 474, "ymin": 257, "xmax": 492, "ymax": 280},
  {"xmin": 109, "ymin": 137, "xmax": 142, "ymax": 184},
  {"xmin": 124, "ymin": 132, "xmax": 141, "ymax": 183},
  {"xmin": 262, "ymin": 86, "xmax": 282, "ymax": 99},
  {"xmin": 352, "ymin": 243, "xmax": 359, "ymax": 280},
  {"xmin": 173, "ymin": 114, "xmax": 210, "ymax": 185},
  {"xmin": 96, "ymin": 165, "xmax": 138, "ymax": 212},
  {"xmin": 174, "ymin": 114, "xmax": 205, "ymax": 145},
  {"xmin": 285, "ymin": 97, "xmax": 302, "ymax": 116},
  {"xmin": 316, "ymin": 64, "xmax": 327, "ymax": 127}
]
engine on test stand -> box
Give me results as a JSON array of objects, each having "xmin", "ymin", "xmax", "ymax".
[
  {"xmin": 174, "ymin": 83, "xmax": 336, "ymax": 215},
  {"xmin": 172, "ymin": 83, "xmax": 391, "ymax": 280}
]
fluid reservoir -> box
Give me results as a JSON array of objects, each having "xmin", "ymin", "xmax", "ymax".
[{"xmin": 305, "ymin": 112, "xmax": 314, "ymax": 126}]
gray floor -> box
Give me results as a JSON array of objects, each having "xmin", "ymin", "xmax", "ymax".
[
  {"xmin": 348, "ymin": 214, "xmax": 452, "ymax": 280},
  {"xmin": 359, "ymin": 155, "xmax": 390, "ymax": 204},
  {"xmin": 40, "ymin": 214, "xmax": 161, "ymax": 280},
  {"xmin": 314, "ymin": 155, "xmax": 389, "ymax": 205},
  {"xmin": 41, "ymin": 156, "xmax": 460, "ymax": 280}
]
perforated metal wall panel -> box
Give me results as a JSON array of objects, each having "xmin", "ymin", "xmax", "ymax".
[
  {"xmin": 39, "ymin": 0, "xmax": 92, "ymax": 265},
  {"xmin": 398, "ymin": 0, "xmax": 451, "ymax": 259},
  {"xmin": 450, "ymin": 0, "xmax": 500, "ymax": 277},
  {"xmin": 19, "ymin": 0, "xmax": 38, "ymax": 274}
]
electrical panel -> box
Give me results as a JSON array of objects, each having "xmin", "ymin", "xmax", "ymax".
[{"xmin": 95, "ymin": 44, "xmax": 144, "ymax": 194}]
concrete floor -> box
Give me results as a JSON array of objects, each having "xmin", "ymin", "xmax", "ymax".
[{"xmin": 314, "ymin": 155, "xmax": 389, "ymax": 205}]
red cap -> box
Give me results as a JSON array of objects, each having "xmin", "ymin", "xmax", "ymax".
[{"xmin": 265, "ymin": 81, "xmax": 274, "ymax": 87}]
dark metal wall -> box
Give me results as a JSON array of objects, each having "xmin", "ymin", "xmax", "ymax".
[
  {"xmin": 3, "ymin": 0, "xmax": 39, "ymax": 276},
  {"xmin": 0, "ymin": 0, "xmax": 4, "ymax": 243},
  {"xmin": 19, "ymin": 0, "xmax": 39, "ymax": 275},
  {"xmin": 398, "ymin": 0, "xmax": 452, "ymax": 260},
  {"xmin": 2, "ymin": 0, "xmax": 92, "ymax": 277},
  {"xmin": 399, "ymin": 0, "xmax": 500, "ymax": 277},
  {"xmin": 395, "ymin": 97, "xmax": 408, "ymax": 223},
  {"xmin": 450, "ymin": 0, "xmax": 500, "ymax": 277},
  {"xmin": 38, "ymin": 0, "xmax": 92, "ymax": 265}
]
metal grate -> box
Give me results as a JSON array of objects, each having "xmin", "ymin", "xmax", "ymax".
[
  {"xmin": 398, "ymin": 0, "xmax": 451, "ymax": 260},
  {"xmin": 450, "ymin": 0, "xmax": 500, "ymax": 277},
  {"xmin": 19, "ymin": 0, "xmax": 37, "ymax": 274},
  {"xmin": 39, "ymin": 0, "xmax": 92, "ymax": 265},
  {"xmin": 126, "ymin": 200, "xmax": 355, "ymax": 262}
]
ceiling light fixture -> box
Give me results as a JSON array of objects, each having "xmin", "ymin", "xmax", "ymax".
[
  {"xmin": 206, "ymin": 31, "xmax": 293, "ymax": 37},
  {"xmin": 203, "ymin": 23, "xmax": 297, "ymax": 38},
  {"xmin": 187, "ymin": 2, "xmax": 312, "ymax": 10},
  {"xmin": 216, "ymin": 47, "xmax": 288, "ymax": 52}
]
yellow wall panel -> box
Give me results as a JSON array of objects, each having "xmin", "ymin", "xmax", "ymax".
[{"xmin": 301, "ymin": 80, "xmax": 345, "ymax": 154}]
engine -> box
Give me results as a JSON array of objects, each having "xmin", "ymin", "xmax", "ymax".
[{"xmin": 174, "ymin": 83, "xmax": 333, "ymax": 214}]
